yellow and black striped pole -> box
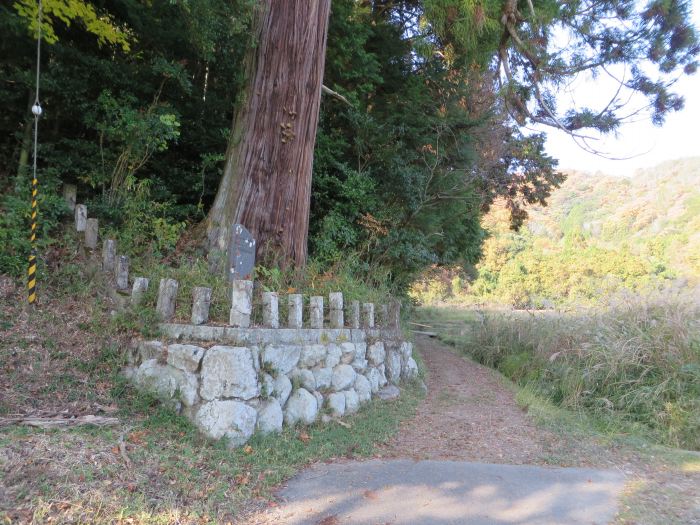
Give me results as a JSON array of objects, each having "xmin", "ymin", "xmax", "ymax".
[
  {"xmin": 28, "ymin": 174, "xmax": 38, "ymax": 304},
  {"xmin": 28, "ymin": 0, "xmax": 42, "ymax": 305}
]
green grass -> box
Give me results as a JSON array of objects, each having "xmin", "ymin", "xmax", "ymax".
[{"xmin": 1, "ymin": 382, "xmax": 422, "ymax": 524}]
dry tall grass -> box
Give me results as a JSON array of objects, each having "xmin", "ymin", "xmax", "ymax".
[{"xmin": 444, "ymin": 287, "xmax": 700, "ymax": 449}]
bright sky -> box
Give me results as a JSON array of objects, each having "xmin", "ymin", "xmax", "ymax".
[{"xmin": 540, "ymin": 0, "xmax": 700, "ymax": 177}]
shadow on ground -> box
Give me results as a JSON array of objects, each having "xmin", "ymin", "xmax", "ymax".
[{"xmin": 265, "ymin": 459, "xmax": 624, "ymax": 525}]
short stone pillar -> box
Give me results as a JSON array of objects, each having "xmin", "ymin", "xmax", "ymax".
[
  {"xmin": 262, "ymin": 291, "xmax": 279, "ymax": 328},
  {"xmin": 310, "ymin": 296, "xmax": 324, "ymax": 329},
  {"xmin": 362, "ymin": 302, "xmax": 375, "ymax": 329},
  {"xmin": 349, "ymin": 300, "xmax": 360, "ymax": 329},
  {"xmin": 329, "ymin": 292, "xmax": 344, "ymax": 328},
  {"xmin": 288, "ymin": 294, "xmax": 303, "ymax": 328},
  {"xmin": 379, "ymin": 304, "xmax": 389, "ymax": 327},
  {"xmin": 85, "ymin": 218, "xmax": 99, "ymax": 249},
  {"xmin": 75, "ymin": 204, "xmax": 87, "ymax": 232},
  {"xmin": 388, "ymin": 300, "xmax": 401, "ymax": 330},
  {"xmin": 115, "ymin": 255, "xmax": 129, "ymax": 290},
  {"xmin": 156, "ymin": 278, "xmax": 179, "ymax": 321},
  {"xmin": 230, "ymin": 280, "xmax": 253, "ymax": 328},
  {"xmin": 102, "ymin": 239, "xmax": 116, "ymax": 272},
  {"xmin": 191, "ymin": 287, "xmax": 212, "ymax": 325},
  {"xmin": 62, "ymin": 184, "xmax": 77, "ymax": 211},
  {"xmin": 131, "ymin": 277, "xmax": 149, "ymax": 306}
]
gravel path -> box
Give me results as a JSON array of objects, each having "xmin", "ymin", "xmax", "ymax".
[{"xmin": 377, "ymin": 335, "xmax": 559, "ymax": 464}]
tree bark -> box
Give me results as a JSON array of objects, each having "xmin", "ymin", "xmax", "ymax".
[{"xmin": 205, "ymin": 0, "xmax": 331, "ymax": 271}]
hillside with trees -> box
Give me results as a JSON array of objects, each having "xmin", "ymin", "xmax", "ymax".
[{"xmin": 415, "ymin": 157, "xmax": 700, "ymax": 306}]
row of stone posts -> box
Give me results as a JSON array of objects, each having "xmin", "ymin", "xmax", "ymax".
[{"xmin": 64, "ymin": 185, "xmax": 400, "ymax": 330}]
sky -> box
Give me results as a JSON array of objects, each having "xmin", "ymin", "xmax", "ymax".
[{"xmin": 539, "ymin": 0, "xmax": 700, "ymax": 177}]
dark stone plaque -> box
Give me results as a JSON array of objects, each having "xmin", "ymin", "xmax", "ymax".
[{"xmin": 228, "ymin": 224, "xmax": 256, "ymax": 281}]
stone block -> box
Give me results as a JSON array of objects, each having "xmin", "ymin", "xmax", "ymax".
[
  {"xmin": 331, "ymin": 364, "xmax": 356, "ymax": 391},
  {"xmin": 166, "ymin": 344, "xmax": 205, "ymax": 373},
  {"xmin": 283, "ymin": 388, "xmax": 318, "ymax": 426},
  {"xmin": 312, "ymin": 367, "xmax": 332, "ymax": 391},
  {"xmin": 327, "ymin": 392, "xmax": 345, "ymax": 416},
  {"xmin": 115, "ymin": 255, "xmax": 130, "ymax": 291},
  {"xmin": 62, "ymin": 184, "xmax": 76, "ymax": 211},
  {"xmin": 362, "ymin": 303, "xmax": 375, "ymax": 329},
  {"xmin": 354, "ymin": 374, "xmax": 372, "ymax": 404},
  {"xmin": 309, "ymin": 296, "xmax": 324, "ymax": 329},
  {"xmin": 256, "ymin": 398, "xmax": 283, "ymax": 434},
  {"xmin": 329, "ymin": 292, "xmax": 344, "ymax": 328},
  {"xmin": 230, "ymin": 280, "xmax": 253, "ymax": 328},
  {"xmin": 344, "ymin": 389, "xmax": 360, "ymax": 414},
  {"xmin": 325, "ymin": 344, "xmax": 342, "ymax": 368},
  {"xmin": 191, "ymin": 287, "xmax": 212, "ymax": 325},
  {"xmin": 200, "ymin": 346, "xmax": 259, "ymax": 401},
  {"xmin": 85, "ymin": 218, "xmax": 99, "ymax": 249},
  {"xmin": 367, "ymin": 342, "xmax": 386, "ymax": 366},
  {"xmin": 135, "ymin": 359, "xmax": 198, "ymax": 407},
  {"xmin": 194, "ymin": 400, "xmax": 257, "ymax": 447},
  {"xmin": 262, "ymin": 344, "xmax": 301, "ymax": 375},
  {"xmin": 300, "ymin": 344, "xmax": 326, "ymax": 368},
  {"xmin": 385, "ymin": 348, "xmax": 402, "ymax": 385},
  {"xmin": 377, "ymin": 384, "xmax": 400, "ymax": 401},
  {"xmin": 131, "ymin": 277, "xmax": 149, "ymax": 306},
  {"xmin": 75, "ymin": 204, "xmax": 87, "ymax": 232},
  {"xmin": 102, "ymin": 239, "xmax": 116, "ymax": 272},
  {"xmin": 156, "ymin": 278, "xmax": 178, "ymax": 320},
  {"xmin": 339, "ymin": 342, "xmax": 356, "ymax": 364},
  {"xmin": 288, "ymin": 294, "xmax": 303, "ymax": 328},
  {"xmin": 262, "ymin": 292, "xmax": 279, "ymax": 328},
  {"xmin": 351, "ymin": 357, "xmax": 368, "ymax": 373},
  {"xmin": 365, "ymin": 368, "xmax": 381, "ymax": 394},
  {"xmin": 290, "ymin": 368, "xmax": 316, "ymax": 391},
  {"xmin": 273, "ymin": 374, "xmax": 292, "ymax": 406},
  {"xmin": 402, "ymin": 356, "xmax": 419, "ymax": 381},
  {"xmin": 348, "ymin": 300, "xmax": 360, "ymax": 329}
]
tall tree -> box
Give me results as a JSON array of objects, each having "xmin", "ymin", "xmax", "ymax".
[{"xmin": 205, "ymin": 0, "xmax": 331, "ymax": 269}]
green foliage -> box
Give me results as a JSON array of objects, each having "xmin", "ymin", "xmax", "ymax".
[
  {"xmin": 0, "ymin": 171, "xmax": 68, "ymax": 277},
  {"xmin": 14, "ymin": 0, "xmax": 132, "ymax": 50}
]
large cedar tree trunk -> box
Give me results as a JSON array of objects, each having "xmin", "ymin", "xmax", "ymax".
[{"xmin": 205, "ymin": 0, "xmax": 331, "ymax": 270}]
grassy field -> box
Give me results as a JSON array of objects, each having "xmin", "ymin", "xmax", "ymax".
[{"xmin": 416, "ymin": 288, "xmax": 700, "ymax": 451}]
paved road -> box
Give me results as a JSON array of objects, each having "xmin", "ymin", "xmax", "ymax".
[{"xmin": 265, "ymin": 459, "xmax": 625, "ymax": 525}]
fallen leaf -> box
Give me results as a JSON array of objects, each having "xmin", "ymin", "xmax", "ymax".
[
  {"xmin": 235, "ymin": 472, "xmax": 250, "ymax": 485},
  {"xmin": 298, "ymin": 431, "xmax": 311, "ymax": 443},
  {"xmin": 363, "ymin": 489, "xmax": 379, "ymax": 500},
  {"xmin": 316, "ymin": 515, "xmax": 339, "ymax": 525},
  {"xmin": 243, "ymin": 445, "xmax": 254, "ymax": 454}
]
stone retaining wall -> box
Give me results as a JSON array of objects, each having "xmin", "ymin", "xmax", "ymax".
[{"xmin": 125, "ymin": 326, "xmax": 417, "ymax": 447}]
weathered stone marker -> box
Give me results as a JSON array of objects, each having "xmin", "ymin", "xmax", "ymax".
[
  {"xmin": 379, "ymin": 304, "xmax": 389, "ymax": 327},
  {"xmin": 75, "ymin": 204, "xmax": 87, "ymax": 232},
  {"xmin": 62, "ymin": 184, "xmax": 77, "ymax": 211},
  {"xmin": 102, "ymin": 239, "xmax": 116, "ymax": 272},
  {"xmin": 310, "ymin": 296, "xmax": 324, "ymax": 329},
  {"xmin": 115, "ymin": 255, "xmax": 129, "ymax": 290},
  {"xmin": 191, "ymin": 287, "xmax": 212, "ymax": 325},
  {"xmin": 157, "ymin": 278, "xmax": 179, "ymax": 320},
  {"xmin": 329, "ymin": 292, "xmax": 344, "ymax": 328},
  {"xmin": 362, "ymin": 303, "xmax": 375, "ymax": 329},
  {"xmin": 85, "ymin": 218, "xmax": 99, "ymax": 249},
  {"xmin": 288, "ymin": 294, "xmax": 303, "ymax": 328},
  {"xmin": 349, "ymin": 300, "xmax": 360, "ymax": 329},
  {"xmin": 228, "ymin": 224, "xmax": 256, "ymax": 282},
  {"xmin": 131, "ymin": 277, "xmax": 149, "ymax": 306},
  {"xmin": 388, "ymin": 300, "xmax": 401, "ymax": 330},
  {"xmin": 230, "ymin": 280, "xmax": 253, "ymax": 327},
  {"xmin": 262, "ymin": 291, "xmax": 279, "ymax": 328}
]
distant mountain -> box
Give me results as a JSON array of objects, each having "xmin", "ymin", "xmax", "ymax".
[
  {"xmin": 447, "ymin": 157, "xmax": 700, "ymax": 306},
  {"xmin": 525, "ymin": 157, "xmax": 700, "ymax": 279}
]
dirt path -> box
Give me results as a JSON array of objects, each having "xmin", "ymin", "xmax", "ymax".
[{"xmin": 377, "ymin": 335, "xmax": 560, "ymax": 464}]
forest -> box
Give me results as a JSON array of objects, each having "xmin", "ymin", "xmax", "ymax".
[{"xmin": 2, "ymin": 0, "xmax": 698, "ymax": 292}]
